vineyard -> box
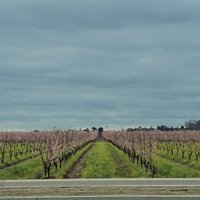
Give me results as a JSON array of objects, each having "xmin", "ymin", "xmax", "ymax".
[
  {"xmin": 103, "ymin": 130, "xmax": 200, "ymax": 178},
  {"xmin": 0, "ymin": 130, "xmax": 200, "ymax": 179},
  {"xmin": 0, "ymin": 130, "xmax": 97, "ymax": 179}
]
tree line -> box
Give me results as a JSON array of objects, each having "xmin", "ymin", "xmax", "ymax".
[{"xmin": 125, "ymin": 120, "xmax": 200, "ymax": 132}]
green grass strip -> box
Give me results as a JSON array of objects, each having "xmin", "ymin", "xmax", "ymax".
[
  {"xmin": 157, "ymin": 149, "xmax": 200, "ymax": 170},
  {"xmin": 153, "ymin": 155, "xmax": 200, "ymax": 178},
  {"xmin": 0, "ymin": 156, "xmax": 43, "ymax": 179},
  {"xmin": 81, "ymin": 141, "xmax": 148, "ymax": 178},
  {"xmin": 0, "ymin": 142, "xmax": 93, "ymax": 179}
]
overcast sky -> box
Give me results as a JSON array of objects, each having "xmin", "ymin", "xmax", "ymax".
[{"xmin": 1, "ymin": 0, "xmax": 200, "ymax": 130}]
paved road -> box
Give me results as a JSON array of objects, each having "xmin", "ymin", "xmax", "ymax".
[
  {"xmin": 1, "ymin": 179, "xmax": 199, "ymax": 199},
  {"xmin": 0, "ymin": 196, "xmax": 200, "ymax": 200},
  {"xmin": 1, "ymin": 178, "xmax": 200, "ymax": 188}
]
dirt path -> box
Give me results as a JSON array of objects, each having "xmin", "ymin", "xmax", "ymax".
[
  {"xmin": 66, "ymin": 134, "xmax": 105, "ymax": 178},
  {"xmin": 109, "ymin": 144, "xmax": 133, "ymax": 177},
  {"xmin": 65, "ymin": 142, "xmax": 96, "ymax": 178}
]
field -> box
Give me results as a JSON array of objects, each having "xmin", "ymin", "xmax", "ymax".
[{"xmin": 0, "ymin": 130, "xmax": 200, "ymax": 179}]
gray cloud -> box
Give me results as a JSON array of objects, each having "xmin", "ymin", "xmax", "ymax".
[{"xmin": 1, "ymin": 0, "xmax": 200, "ymax": 130}]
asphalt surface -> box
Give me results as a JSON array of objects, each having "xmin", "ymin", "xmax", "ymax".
[
  {"xmin": 1, "ymin": 179, "xmax": 200, "ymax": 199},
  {"xmin": 0, "ymin": 196, "xmax": 200, "ymax": 200},
  {"xmin": 1, "ymin": 178, "xmax": 200, "ymax": 188}
]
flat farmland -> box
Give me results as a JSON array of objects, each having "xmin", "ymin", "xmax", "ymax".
[{"xmin": 0, "ymin": 130, "xmax": 200, "ymax": 179}]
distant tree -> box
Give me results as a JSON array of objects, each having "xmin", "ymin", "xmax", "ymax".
[
  {"xmin": 83, "ymin": 128, "xmax": 90, "ymax": 132},
  {"xmin": 157, "ymin": 125, "xmax": 167, "ymax": 131},
  {"xmin": 196, "ymin": 120, "xmax": 200, "ymax": 130},
  {"xmin": 91, "ymin": 127, "xmax": 97, "ymax": 131},
  {"xmin": 98, "ymin": 127, "xmax": 104, "ymax": 134},
  {"xmin": 185, "ymin": 120, "xmax": 197, "ymax": 130}
]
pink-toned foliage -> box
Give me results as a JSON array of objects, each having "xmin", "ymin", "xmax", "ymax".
[
  {"xmin": 103, "ymin": 130, "xmax": 200, "ymax": 177},
  {"xmin": 0, "ymin": 130, "xmax": 97, "ymax": 178}
]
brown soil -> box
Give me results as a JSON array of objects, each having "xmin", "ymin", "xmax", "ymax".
[
  {"xmin": 65, "ymin": 142, "xmax": 96, "ymax": 178},
  {"xmin": 65, "ymin": 134, "xmax": 105, "ymax": 178}
]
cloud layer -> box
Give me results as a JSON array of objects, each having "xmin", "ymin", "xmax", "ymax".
[{"xmin": 1, "ymin": 0, "xmax": 200, "ymax": 130}]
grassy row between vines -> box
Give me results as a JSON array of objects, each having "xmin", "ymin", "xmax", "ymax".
[
  {"xmin": 0, "ymin": 142, "xmax": 93, "ymax": 179},
  {"xmin": 81, "ymin": 141, "xmax": 148, "ymax": 178},
  {"xmin": 81, "ymin": 141, "xmax": 200, "ymax": 178},
  {"xmin": 157, "ymin": 149, "xmax": 200, "ymax": 170},
  {"xmin": 0, "ymin": 141, "xmax": 200, "ymax": 179}
]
